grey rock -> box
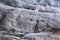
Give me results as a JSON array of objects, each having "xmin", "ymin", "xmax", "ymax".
[
  {"xmin": 0, "ymin": 7, "xmax": 60, "ymax": 33},
  {"xmin": 21, "ymin": 32, "xmax": 52, "ymax": 40},
  {"xmin": 0, "ymin": 0, "xmax": 60, "ymax": 40},
  {"xmin": 0, "ymin": 0, "xmax": 60, "ymax": 7}
]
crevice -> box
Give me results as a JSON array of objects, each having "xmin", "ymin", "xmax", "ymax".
[
  {"xmin": 23, "ymin": 5, "xmax": 36, "ymax": 10},
  {"xmin": 34, "ymin": 20, "xmax": 39, "ymax": 33},
  {"xmin": 38, "ymin": 9, "xmax": 56, "ymax": 13},
  {"xmin": 46, "ymin": 23, "xmax": 50, "ymax": 28},
  {"xmin": 0, "ymin": 11, "xmax": 6, "ymax": 23},
  {"xmin": 30, "ymin": 19, "xmax": 33, "ymax": 21},
  {"xmin": 51, "ymin": 28, "xmax": 60, "ymax": 32}
]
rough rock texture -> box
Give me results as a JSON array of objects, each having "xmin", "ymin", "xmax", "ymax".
[{"xmin": 0, "ymin": 0, "xmax": 60, "ymax": 40}]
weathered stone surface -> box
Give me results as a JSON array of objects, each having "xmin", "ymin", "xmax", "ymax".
[
  {"xmin": 4, "ymin": 8, "xmax": 60, "ymax": 32},
  {"xmin": 0, "ymin": 0, "xmax": 60, "ymax": 40},
  {"xmin": 21, "ymin": 32, "xmax": 52, "ymax": 40}
]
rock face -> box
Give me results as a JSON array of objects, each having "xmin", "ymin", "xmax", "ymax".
[{"xmin": 0, "ymin": 0, "xmax": 60, "ymax": 40}]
